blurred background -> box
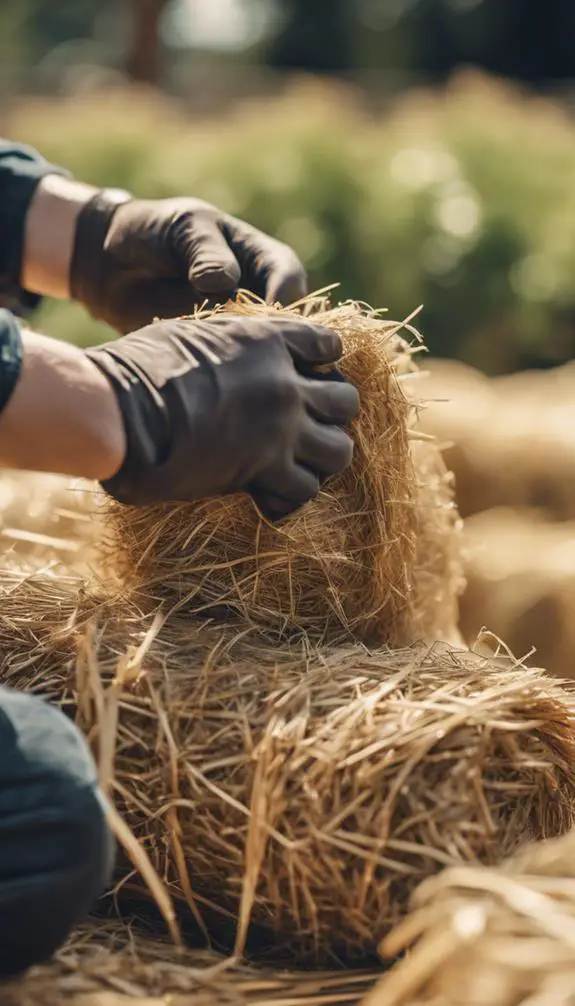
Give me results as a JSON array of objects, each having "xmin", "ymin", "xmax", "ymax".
[
  {"xmin": 5, "ymin": 0, "xmax": 575, "ymax": 371},
  {"xmin": 5, "ymin": 0, "xmax": 575, "ymax": 674}
]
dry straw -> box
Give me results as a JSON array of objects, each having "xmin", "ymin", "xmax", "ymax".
[
  {"xmin": 0, "ymin": 470, "xmax": 98, "ymax": 570},
  {"xmin": 419, "ymin": 358, "xmax": 575, "ymax": 521},
  {"xmin": 364, "ymin": 826, "xmax": 575, "ymax": 1006},
  {"xmin": 2, "ymin": 566, "xmax": 575, "ymax": 963},
  {"xmin": 4, "ymin": 919, "xmax": 380, "ymax": 1006},
  {"xmin": 4, "ymin": 297, "xmax": 574, "ymax": 977},
  {"xmin": 0, "ymin": 298, "xmax": 573, "ymax": 965},
  {"xmin": 101, "ymin": 296, "xmax": 464, "ymax": 647},
  {"xmin": 459, "ymin": 508, "xmax": 575, "ymax": 679}
]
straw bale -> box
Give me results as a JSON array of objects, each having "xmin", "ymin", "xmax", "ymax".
[
  {"xmin": 408, "ymin": 441, "xmax": 462, "ymax": 644},
  {"xmin": 419, "ymin": 359, "xmax": 575, "ymax": 520},
  {"xmin": 363, "ymin": 825, "xmax": 575, "ymax": 1006},
  {"xmin": 1, "ymin": 567, "xmax": 575, "ymax": 963},
  {"xmin": 459, "ymin": 508, "xmax": 575, "ymax": 678},
  {"xmin": 100, "ymin": 298, "xmax": 463, "ymax": 648},
  {"xmin": 416, "ymin": 360, "xmax": 499, "ymax": 519},
  {"xmin": 493, "ymin": 359, "xmax": 575, "ymax": 400},
  {"xmin": 4, "ymin": 919, "xmax": 380, "ymax": 1006}
]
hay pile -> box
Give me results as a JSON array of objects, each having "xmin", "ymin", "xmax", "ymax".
[
  {"xmin": 418, "ymin": 359, "xmax": 575, "ymax": 520},
  {"xmin": 2, "ymin": 567, "xmax": 575, "ymax": 963},
  {"xmin": 459, "ymin": 508, "xmax": 575, "ymax": 678},
  {"xmin": 4, "ymin": 299, "xmax": 575, "ymax": 982},
  {"xmin": 0, "ymin": 470, "xmax": 98, "ymax": 570},
  {"xmin": 4, "ymin": 919, "xmax": 380, "ymax": 1006},
  {"xmin": 365, "ymin": 825, "xmax": 575, "ymax": 1006},
  {"xmin": 101, "ymin": 299, "xmax": 464, "ymax": 647}
]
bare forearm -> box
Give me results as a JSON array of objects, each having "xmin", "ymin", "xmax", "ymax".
[
  {"xmin": 21, "ymin": 175, "xmax": 98, "ymax": 300},
  {"xmin": 0, "ymin": 329, "xmax": 126, "ymax": 480}
]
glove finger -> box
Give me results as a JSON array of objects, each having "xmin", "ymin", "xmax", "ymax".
[
  {"xmin": 302, "ymin": 375, "xmax": 360, "ymax": 424},
  {"xmin": 296, "ymin": 363, "xmax": 348, "ymax": 383},
  {"xmin": 266, "ymin": 261, "xmax": 308, "ymax": 306},
  {"xmin": 296, "ymin": 419, "xmax": 354, "ymax": 477},
  {"xmin": 223, "ymin": 218, "xmax": 307, "ymax": 305},
  {"xmin": 261, "ymin": 242, "xmax": 308, "ymax": 305},
  {"xmin": 112, "ymin": 279, "xmax": 215, "ymax": 333},
  {"xmin": 250, "ymin": 464, "xmax": 320, "ymax": 522},
  {"xmin": 280, "ymin": 321, "xmax": 343, "ymax": 368},
  {"xmin": 173, "ymin": 216, "xmax": 242, "ymax": 294}
]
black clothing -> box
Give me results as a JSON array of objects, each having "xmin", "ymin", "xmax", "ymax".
[
  {"xmin": 0, "ymin": 139, "xmax": 66, "ymax": 317},
  {"xmin": 0, "ymin": 687, "xmax": 114, "ymax": 978}
]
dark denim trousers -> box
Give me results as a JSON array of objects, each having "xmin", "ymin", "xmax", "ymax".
[{"xmin": 0, "ymin": 686, "xmax": 115, "ymax": 978}]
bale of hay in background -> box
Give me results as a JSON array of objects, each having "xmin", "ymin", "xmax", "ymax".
[
  {"xmin": 459, "ymin": 508, "xmax": 575, "ymax": 679},
  {"xmin": 493, "ymin": 359, "xmax": 575, "ymax": 401},
  {"xmin": 409, "ymin": 440, "xmax": 462, "ymax": 643},
  {"xmin": 419, "ymin": 359, "xmax": 575, "ymax": 521},
  {"xmin": 2, "ymin": 568, "xmax": 575, "ymax": 963},
  {"xmin": 4, "ymin": 919, "xmax": 381, "ymax": 1006},
  {"xmin": 416, "ymin": 360, "xmax": 499, "ymax": 519},
  {"xmin": 101, "ymin": 298, "xmax": 464, "ymax": 648},
  {"xmin": 0, "ymin": 470, "xmax": 98, "ymax": 572},
  {"xmin": 364, "ymin": 826, "xmax": 575, "ymax": 1006}
]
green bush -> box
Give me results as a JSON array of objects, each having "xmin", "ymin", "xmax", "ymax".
[{"xmin": 10, "ymin": 73, "xmax": 575, "ymax": 373}]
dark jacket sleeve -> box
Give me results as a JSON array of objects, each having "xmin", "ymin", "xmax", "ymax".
[
  {"xmin": 0, "ymin": 140, "xmax": 68, "ymax": 316},
  {"xmin": 0, "ymin": 309, "xmax": 23, "ymax": 416}
]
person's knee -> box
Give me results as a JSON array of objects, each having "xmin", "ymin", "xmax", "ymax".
[{"xmin": 0, "ymin": 688, "xmax": 115, "ymax": 978}]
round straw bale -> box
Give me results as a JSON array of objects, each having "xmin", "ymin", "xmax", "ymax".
[
  {"xmin": 2, "ymin": 568, "xmax": 575, "ymax": 964},
  {"xmin": 100, "ymin": 298, "xmax": 463, "ymax": 647},
  {"xmin": 416, "ymin": 360, "xmax": 499, "ymax": 519},
  {"xmin": 459, "ymin": 507, "xmax": 575, "ymax": 678},
  {"xmin": 409, "ymin": 440, "xmax": 463, "ymax": 644},
  {"xmin": 493, "ymin": 358, "xmax": 575, "ymax": 401},
  {"xmin": 419, "ymin": 359, "xmax": 575, "ymax": 521},
  {"xmin": 365, "ymin": 827, "xmax": 575, "ymax": 1006},
  {"xmin": 4, "ymin": 919, "xmax": 380, "ymax": 1006}
]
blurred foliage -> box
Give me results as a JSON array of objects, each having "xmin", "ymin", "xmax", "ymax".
[
  {"xmin": 10, "ymin": 72, "xmax": 575, "ymax": 373},
  {"xmin": 0, "ymin": 0, "xmax": 113, "ymax": 87}
]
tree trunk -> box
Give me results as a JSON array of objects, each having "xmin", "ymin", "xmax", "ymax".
[{"xmin": 126, "ymin": 0, "xmax": 169, "ymax": 86}]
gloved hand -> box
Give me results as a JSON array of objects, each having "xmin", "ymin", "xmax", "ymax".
[
  {"xmin": 86, "ymin": 315, "xmax": 359, "ymax": 519},
  {"xmin": 70, "ymin": 193, "xmax": 307, "ymax": 333}
]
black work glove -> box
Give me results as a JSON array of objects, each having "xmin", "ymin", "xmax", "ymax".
[
  {"xmin": 70, "ymin": 193, "xmax": 307, "ymax": 334},
  {"xmin": 86, "ymin": 315, "xmax": 359, "ymax": 519}
]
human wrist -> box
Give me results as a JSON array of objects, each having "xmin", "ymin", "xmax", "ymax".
[
  {"xmin": 75, "ymin": 351, "xmax": 128, "ymax": 480},
  {"xmin": 0, "ymin": 329, "xmax": 126, "ymax": 481},
  {"xmin": 21, "ymin": 174, "xmax": 99, "ymax": 300}
]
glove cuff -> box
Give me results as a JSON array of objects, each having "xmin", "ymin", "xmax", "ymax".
[
  {"xmin": 85, "ymin": 343, "xmax": 169, "ymax": 507},
  {"xmin": 69, "ymin": 188, "xmax": 132, "ymax": 319}
]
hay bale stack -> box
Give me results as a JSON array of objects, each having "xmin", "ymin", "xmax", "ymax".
[
  {"xmin": 493, "ymin": 358, "xmax": 575, "ymax": 400},
  {"xmin": 0, "ymin": 470, "xmax": 98, "ymax": 570},
  {"xmin": 459, "ymin": 508, "xmax": 575, "ymax": 678},
  {"xmin": 365, "ymin": 827, "xmax": 575, "ymax": 1006},
  {"xmin": 419, "ymin": 359, "xmax": 575, "ymax": 521},
  {"xmin": 101, "ymin": 299, "xmax": 463, "ymax": 648},
  {"xmin": 416, "ymin": 360, "xmax": 499, "ymax": 519},
  {"xmin": 2, "ymin": 568, "xmax": 575, "ymax": 963},
  {"xmin": 5, "ymin": 919, "xmax": 381, "ymax": 1006},
  {"xmin": 408, "ymin": 440, "xmax": 462, "ymax": 643},
  {"xmin": 493, "ymin": 392, "xmax": 575, "ymax": 520}
]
